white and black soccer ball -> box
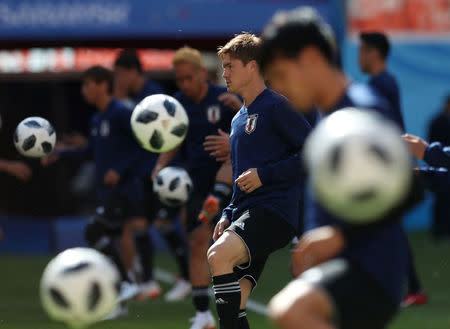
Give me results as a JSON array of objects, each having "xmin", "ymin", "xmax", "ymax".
[
  {"xmin": 40, "ymin": 248, "xmax": 120, "ymax": 328},
  {"xmin": 14, "ymin": 117, "xmax": 56, "ymax": 158},
  {"xmin": 153, "ymin": 166, "xmax": 193, "ymax": 207},
  {"xmin": 131, "ymin": 94, "xmax": 189, "ymax": 153},
  {"xmin": 304, "ymin": 108, "xmax": 412, "ymax": 224}
]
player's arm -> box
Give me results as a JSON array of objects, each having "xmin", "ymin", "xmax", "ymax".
[
  {"xmin": 417, "ymin": 166, "xmax": 450, "ymax": 193},
  {"xmin": 151, "ymin": 146, "xmax": 181, "ymax": 180},
  {"xmin": 291, "ymin": 226, "xmax": 346, "ymax": 277},
  {"xmin": 258, "ymin": 102, "xmax": 312, "ymax": 185},
  {"xmin": 0, "ymin": 159, "xmax": 32, "ymax": 181},
  {"xmin": 403, "ymin": 134, "xmax": 450, "ymax": 168}
]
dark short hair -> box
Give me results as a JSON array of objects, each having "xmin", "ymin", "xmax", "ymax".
[
  {"xmin": 360, "ymin": 32, "xmax": 390, "ymax": 59},
  {"xmin": 260, "ymin": 7, "xmax": 335, "ymax": 73},
  {"xmin": 82, "ymin": 66, "xmax": 114, "ymax": 93},
  {"xmin": 114, "ymin": 49, "xmax": 142, "ymax": 73}
]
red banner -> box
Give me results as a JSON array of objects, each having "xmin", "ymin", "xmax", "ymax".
[
  {"xmin": 0, "ymin": 48, "xmax": 175, "ymax": 73},
  {"xmin": 349, "ymin": 0, "xmax": 450, "ymax": 35}
]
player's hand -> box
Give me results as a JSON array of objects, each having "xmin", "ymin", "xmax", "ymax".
[
  {"xmin": 290, "ymin": 226, "xmax": 345, "ymax": 277},
  {"xmin": 235, "ymin": 168, "xmax": 262, "ymax": 194},
  {"xmin": 41, "ymin": 153, "xmax": 59, "ymax": 167},
  {"xmin": 203, "ymin": 129, "xmax": 230, "ymax": 162},
  {"xmin": 218, "ymin": 93, "xmax": 243, "ymax": 111},
  {"xmin": 5, "ymin": 161, "xmax": 32, "ymax": 181},
  {"xmin": 213, "ymin": 217, "xmax": 230, "ymax": 242},
  {"xmin": 402, "ymin": 134, "xmax": 429, "ymax": 160},
  {"xmin": 104, "ymin": 169, "xmax": 120, "ymax": 186}
]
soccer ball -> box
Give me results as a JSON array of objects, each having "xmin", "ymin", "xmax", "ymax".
[
  {"xmin": 131, "ymin": 94, "xmax": 189, "ymax": 153},
  {"xmin": 14, "ymin": 117, "xmax": 56, "ymax": 158},
  {"xmin": 40, "ymin": 248, "xmax": 120, "ymax": 328},
  {"xmin": 154, "ymin": 166, "xmax": 193, "ymax": 207},
  {"xmin": 304, "ymin": 108, "xmax": 412, "ymax": 224}
]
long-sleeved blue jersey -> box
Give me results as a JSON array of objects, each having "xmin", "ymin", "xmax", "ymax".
[
  {"xmin": 57, "ymin": 98, "xmax": 143, "ymax": 204},
  {"xmin": 304, "ymin": 83, "xmax": 409, "ymax": 304},
  {"xmin": 222, "ymin": 88, "xmax": 311, "ymax": 231},
  {"xmin": 369, "ymin": 71, "xmax": 405, "ymax": 131},
  {"xmin": 418, "ymin": 142, "xmax": 450, "ymax": 192},
  {"xmin": 174, "ymin": 83, "xmax": 235, "ymax": 189}
]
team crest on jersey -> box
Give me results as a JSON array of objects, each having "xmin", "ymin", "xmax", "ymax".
[
  {"xmin": 245, "ymin": 114, "xmax": 258, "ymax": 134},
  {"xmin": 207, "ymin": 105, "xmax": 221, "ymax": 124},
  {"xmin": 100, "ymin": 120, "xmax": 110, "ymax": 137}
]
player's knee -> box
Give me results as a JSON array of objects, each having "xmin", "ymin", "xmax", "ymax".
[
  {"xmin": 206, "ymin": 243, "xmax": 229, "ymax": 270},
  {"xmin": 269, "ymin": 279, "xmax": 328, "ymax": 329}
]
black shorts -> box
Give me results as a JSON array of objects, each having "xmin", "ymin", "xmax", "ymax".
[
  {"xmin": 143, "ymin": 179, "xmax": 180, "ymax": 222},
  {"xmin": 95, "ymin": 191, "xmax": 144, "ymax": 232},
  {"xmin": 226, "ymin": 206, "xmax": 295, "ymax": 287},
  {"xmin": 301, "ymin": 258, "xmax": 398, "ymax": 329}
]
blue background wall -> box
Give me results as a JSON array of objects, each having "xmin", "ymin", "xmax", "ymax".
[{"xmin": 343, "ymin": 38, "xmax": 450, "ymax": 230}]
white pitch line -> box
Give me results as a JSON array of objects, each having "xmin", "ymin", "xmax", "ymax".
[{"xmin": 155, "ymin": 268, "xmax": 268, "ymax": 315}]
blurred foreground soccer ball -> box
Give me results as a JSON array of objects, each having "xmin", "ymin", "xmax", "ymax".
[
  {"xmin": 14, "ymin": 117, "xmax": 56, "ymax": 158},
  {"xmin": 154, "ymin": 166, "xmax": 193, "ymax": 207},
  {"xmin": 40, "ymin": 248, "xmax": 120, "ymax": 328},
  {"xmin": 131, "ymin": 94, "xmax": 189, "ymax": 153},
  {"xmin": 304, "ymin": 108, "xmax": 412, "ymax": 224}
]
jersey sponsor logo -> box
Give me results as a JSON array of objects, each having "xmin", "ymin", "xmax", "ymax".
[
  {"xmin": 245, "ymin": 114, "xmax": 258, "ymax": 134},
  {"xmin": 207, "ymin": 105, "xmax": 221, "ymax": 124},
  {"xmin": 100, "ymin": 120, "xmax": 110, "ymax": 137}
]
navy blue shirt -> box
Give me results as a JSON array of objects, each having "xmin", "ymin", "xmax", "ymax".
[
  {"xmin": 222, "ymin": 88, "xmax": 311, "ymax": 231},
  {"xmin": 304, "ymin": 83, "xmax": 408, "ymax": 304},
  {"xmin": 369, "ymin": 71, "xmax": 405, "ymax": 131},
  {"xmin": 174, "ymin": 83, "xmax": 235, "ymax": 189},
  {"xmin": 58, "ymin": 98, "xmax": 143, "ymax": 204}
]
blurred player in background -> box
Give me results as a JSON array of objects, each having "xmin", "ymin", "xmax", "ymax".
[
  {"xmin": 114, "ymin": 49, "xmax": 191, "ymax": 301},
  {"xmin": 359, "ymin": 31, "xmax": 427, "ymax": 306},
  {"xmin": 42, "ymin": 66, "xmax": 143, "ymax": 318},
  {"xmin": 259, "ymin": 8, "xmax": 422, "ymax": 329},
  {"xmin": 208, "ymin": 33, "xmax": 311, "ymax": 329},
  {"xmin": 152, "ymin": 46, "xmax": 241, "ymax": 329}
]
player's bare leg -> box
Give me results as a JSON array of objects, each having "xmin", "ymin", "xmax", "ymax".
[
  {"xmin": 207, "ymin": 231, "xmax": 249, "ymax": 329},
  {"xmin": 268, "ymin": 279, "xmax": 335, "ymax": 329}
]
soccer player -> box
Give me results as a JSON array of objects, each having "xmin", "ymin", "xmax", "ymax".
[
  {"xmin": 359, "ymin": 31, "xmax": 427, "ymax": 306},
  {"xmin": 42, "ymin": 66, "xmax": 143, "ymax": 316},
  {"xmin": 207, "ymin": 33, "xmax": 311, "ymax": 329},
  {"xmin": 259, "ymin": 8, "xmax": 421, "ymax": 329},
  {"xmin": 152, "ymin": 46, "xmax": 241, "ymax": 329},
  {"xmin": 114, "ymin": 49, "xmax": 191, "ymax": 301},
  {"xmin": 359, "ymin": 32, "xmax": 405, "ymax": 130}
]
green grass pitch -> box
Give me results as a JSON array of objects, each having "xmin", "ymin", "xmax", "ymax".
[{"xmin": 1, "ymin": 232, "xmax": 449, "ymax": 329}]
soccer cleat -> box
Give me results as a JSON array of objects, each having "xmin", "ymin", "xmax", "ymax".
[
  {"xmin": 198, "ymin": 196, "xmax": 220, "ymax": 223},
  {"xmin": 401, "ymin": 291, "xmax": 428, "ymax": 307},
  {"xmin": 136, "ymin": 280, "xmax": 162, "ymax": 301},
  {"xmin": 189, "ymin": 310, "xmax": 216, "ymax": 329},
  {"xmin": 164, "ymin": 278, "xmax": 192, "ymax": 301},
  {"xmin": 102, "ymin": 302, "xmax": 128, "ymax": 320},
  {"xmin": 117, "ymin": 281, "xmax": 141, "ymax": 303}
]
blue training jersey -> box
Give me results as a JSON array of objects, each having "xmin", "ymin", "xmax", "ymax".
[
  {"xmin": 222, "ymin": 88, "xmax": 311, "ymax": 231},
  {"xmin": 174, "ymin": 83, "xmax": 235, "ymax": 189},
  {"xmin": 369, "ymin": 71, "xmax": 405, "ymax": 131},
  {"xmin": 304, "ymin": 83, "xmax": 409, "ymax": 304},
  {"xmin": 58, "ymin": 98, "xmax": 143, "ymax": 204}
]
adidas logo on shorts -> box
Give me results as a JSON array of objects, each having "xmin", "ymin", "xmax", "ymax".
[{"xmin": 216, "ymin": 298, "xmax": 228, "ymax": 304}]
